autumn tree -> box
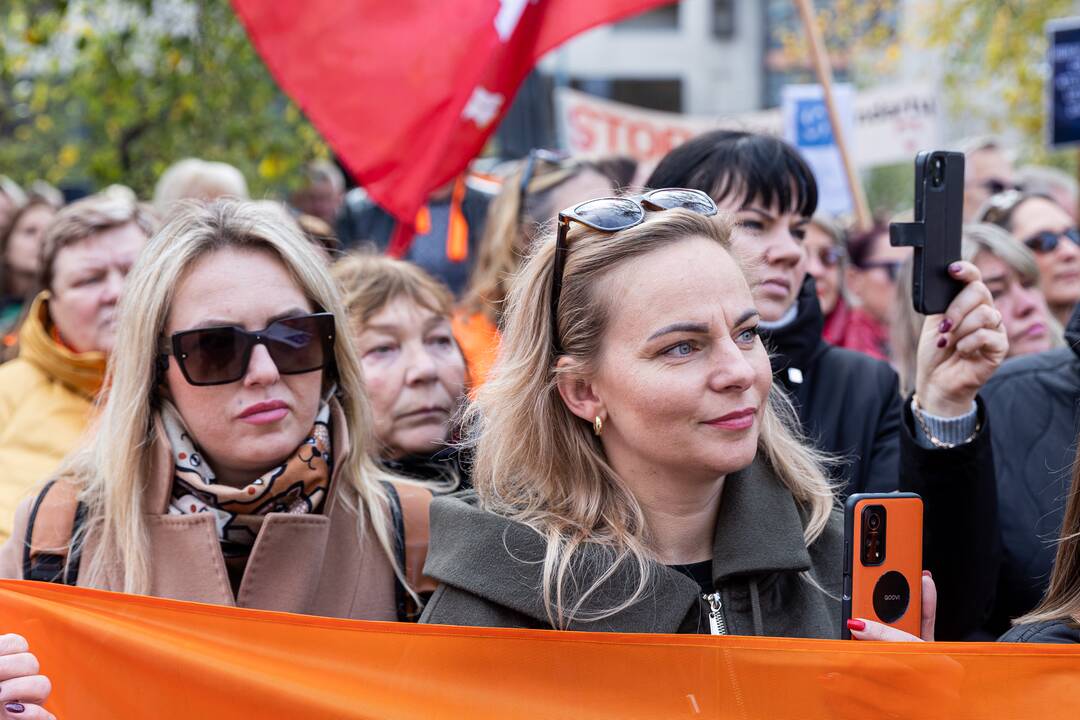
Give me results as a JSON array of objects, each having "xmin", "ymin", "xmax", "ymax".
[
  {"xmin": 922, "ymin": 0, "xmax": 1078, "ymax": 162},
  {"xmin": 0, "ymin": 0, "xmax": 329, "ymax": 198}
]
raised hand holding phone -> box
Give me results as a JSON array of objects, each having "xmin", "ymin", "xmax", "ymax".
[{"xmin": 893, "ymin": 150, "xmax": 1008, "ymax": 417}]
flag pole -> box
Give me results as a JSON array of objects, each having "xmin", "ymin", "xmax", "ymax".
[{"xmin": 793, "ymin": 0, "xmax": 872, "ymax": 231}]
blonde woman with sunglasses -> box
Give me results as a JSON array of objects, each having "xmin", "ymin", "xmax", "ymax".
[{"xmin": 0, "ymin": 201, "xmax": 433, "ymax": 717}]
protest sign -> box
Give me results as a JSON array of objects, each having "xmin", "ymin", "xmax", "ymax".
[
  {"xmin": 782, "ymin": 83, "xmax": 857, "ymax": 215},
  {"xmin": 555, "ymin": 84, "xmax": 940, "ymax": 169}
]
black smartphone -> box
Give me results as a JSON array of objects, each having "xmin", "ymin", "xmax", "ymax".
[
  {"xmin": 841, "ymin": 493, "xmax": 923, "ymax": 640},
  {"xmin": 889, "ymin": 151, "xmax": 965, "ymax": 315}
]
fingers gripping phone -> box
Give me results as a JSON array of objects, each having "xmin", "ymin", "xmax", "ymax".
[
  {"xmin": 842, "ymin": 493, "xmax": 923, "ymax": 639},
  {"xmin": 890, "ymin": 151, "xmax": 965, "ymax": 315}
]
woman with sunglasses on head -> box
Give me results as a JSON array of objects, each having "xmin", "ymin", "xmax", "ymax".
[
  {"xmin": 420, "ymin": 189, "xmax": 1002, "ymax": 639},
  {"xmin": 977, "ymin": 190, "xmax": 1080, "ymax": 326},
  {"xmin": 455, "ymin": 152, "xmax": 616, "ymax": 389},
  {"xmin": 645, "ymin": 132, "xmax": 1006, "ymax": 640},
  {"xmin": 0, "ymin": 201, "xmax": 435, "ymax": 717}
]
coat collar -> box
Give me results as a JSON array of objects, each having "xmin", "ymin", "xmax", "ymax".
[
  {"xmin": 139, "ymin": 398, "xmax": 353, "ymax": 611},
  {"xmin": 761, "ymin": 277, "xmax": 827, "ymax": 384},
  {"xmin": 17, "ymin": 291, "xmax": 107, "ymax": 400},
  {"xmin": 709, "ymin": 457, "xmax": 813, "ymax": 584},
  {"xmin": 425, "ymin": 457, "xmax": 813, "ymax": 632}
]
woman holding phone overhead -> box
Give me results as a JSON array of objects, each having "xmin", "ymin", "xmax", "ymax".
[
  {"xmin": 419, "ymin": 189, "xmax": 1005, "ymax": 637},
  {"xmin": 0, "ymin": 201, "xmax": 433, "ymax": 716}
]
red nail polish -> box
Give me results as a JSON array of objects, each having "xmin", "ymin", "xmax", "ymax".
[
  {"xmin": 847, "ymin": 618, "xmax": 866, "ymax": 632},
  {"xmin": 939, "ymin": 318, "xmax": 952, "ymax": 333},
  {"xmin": 937, "ymin": 337, "xmax": 947, "ymax": 348},
  {"xmin": 5, "ymin": 703, "xmax": 25, "ymax": 714},
  {"xmin": 922, "ymin": 570, "xmax": 932, "ymax": 578}
]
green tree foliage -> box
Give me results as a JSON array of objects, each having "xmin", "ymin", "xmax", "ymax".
[
  {"xmin": 0, "ymin": 0, "xmax": 329, "ymax": 198},
  {"xmin": 922, "ymin": 0, "xmax": 1076, "ymax": 162}
]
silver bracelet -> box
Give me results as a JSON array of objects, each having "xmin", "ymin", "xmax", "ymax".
[{"xmin": 911, "ymin": 394, "xmax": 981, "ymax": 449}]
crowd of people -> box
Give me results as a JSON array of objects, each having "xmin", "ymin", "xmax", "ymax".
[{"xmin": 0, "ymin": 129, "xmax": 1078, "ymax": 714}]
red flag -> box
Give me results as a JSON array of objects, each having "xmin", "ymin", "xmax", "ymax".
[{"xmin": 230, "ymin": 0, "xmax": 673, "ymax": 225}]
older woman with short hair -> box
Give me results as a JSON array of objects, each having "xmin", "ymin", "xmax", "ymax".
[
  {"xmin": 333, "ymin": 253, "xmax": 468, "ymax": 485},
  {"xmin": 0, "ymin": 192, "xmax": 154, "ymax": 540}
]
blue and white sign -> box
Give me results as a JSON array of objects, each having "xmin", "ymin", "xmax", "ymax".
[{"xmin": 781, "ymin": 83, "xmax": 857, "ymax": 216}]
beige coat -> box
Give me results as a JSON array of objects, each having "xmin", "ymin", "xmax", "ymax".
[{"xmin": 0, "ymin": 402, "xmax": 401, "ymax": 621}]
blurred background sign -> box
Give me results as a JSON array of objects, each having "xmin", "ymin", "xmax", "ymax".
[
  {"xmin": 556, "ymin": 83, "xmax": 938, "ymax": 171},
  {"xmin": 782, "ymin": 82, "xmax": 857, "ymax": 215},
  {"xmin": 1048, "ymin": 17, "xmax": 1080, "ymax": 148}
]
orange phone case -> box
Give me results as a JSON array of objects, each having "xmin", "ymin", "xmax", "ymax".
[{"xmin": 841, "ymin": 493, "xmax": 923, "ymax": 639}]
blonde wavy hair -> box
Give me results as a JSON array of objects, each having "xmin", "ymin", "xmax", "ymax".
[
  {"xmin": 67, "ymin": 200, "xmax": 404, "ymax": 595},
  {"xmin": 465, "ymin": 209, "xmax": 835, "ymax": 628}
]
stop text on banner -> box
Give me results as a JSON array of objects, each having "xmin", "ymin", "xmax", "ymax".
[{"xmin": 555, "ymin": 84, "xmax": 940, "ymax": 169}]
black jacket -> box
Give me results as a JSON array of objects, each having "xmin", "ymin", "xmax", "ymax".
[
  {"xmin": 762, "ymin": 279, "xmax": 901, "ymax": 497},
  {"xmin": 766, "ymin": 279, "xmax": 999, "ymax": 640},
  {"xmin": 972, "ymin": 303, "xmax": 1080, "ymax": 636},
  {"xmin": 999, "ymin": 619, "xmax": 1080, "ymax": 644}
]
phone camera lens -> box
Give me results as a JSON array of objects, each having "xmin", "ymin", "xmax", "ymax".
[
  {"xmin": 867, "ymin": 513, "xmax": 881, "ymax": 531},
  {"xmin": 931, "ymin": 157, "xmax": 945, "ymax": 188}
]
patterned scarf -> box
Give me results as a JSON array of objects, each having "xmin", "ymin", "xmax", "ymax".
[{"xmin": 162, "ymin": 400, "xmax": 333, "ymax": 556}]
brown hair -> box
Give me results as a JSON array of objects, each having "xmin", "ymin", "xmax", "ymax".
[
  {"xmin": 332, "ymin": 252, "xmax": 454, "ymax": 326},
  {"xmin": 1015, "ymin": 439, "xmax": 1080, "ymax": 627},
  {"xmin": 0, "ymin": 198, "xmax": 56, "ymax": 297},
  {"xmin": 460, "ymin": 157, "xmax": 608, "ymax": 326},
  {"xmin": 38, "ymin": 190, "xmax": 157, "ymax": 292}
]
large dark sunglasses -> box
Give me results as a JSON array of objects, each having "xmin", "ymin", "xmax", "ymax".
[
  {"xmin": 1023, "ymin": 227, "xmax": 1080, "ymax": 254},
  {"xmin": 161, "ymin": 313, "xmax": 336, "ymax": 386},
  {"xmin": 550, "ymin": 188, "xmax": 718, "ymax": 353},
  {"xmin": 858, "ymin": 260, "xmax": 902, "ymax": 282}
]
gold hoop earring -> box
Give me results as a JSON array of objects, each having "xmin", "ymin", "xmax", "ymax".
[{"xmin": 593, "ymin": 416, "xmax": 603, "ymax": 437}]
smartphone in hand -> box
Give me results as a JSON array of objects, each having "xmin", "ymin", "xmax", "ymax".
[
  {"xmin": 841, "ymin": 493, "xmax": 923, "ymax": 639},
  {"xmin": 890, "ymin": 151, "xmax": 965, "ymax": 315}
]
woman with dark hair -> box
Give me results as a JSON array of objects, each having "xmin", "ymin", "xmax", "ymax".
[{"xmin": 646, "ymin": 131, "xmax": 1002, "ymax": 640}]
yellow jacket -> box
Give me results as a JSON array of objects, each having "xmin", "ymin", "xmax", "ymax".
[{"xmin": 0, "ymin": 292, "xmax": 106, "ymax": 542}]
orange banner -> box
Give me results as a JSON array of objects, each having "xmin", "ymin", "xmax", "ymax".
[{"xmin": 1, "ymin": 579, "xmax": 1078, "ymax": 719}]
